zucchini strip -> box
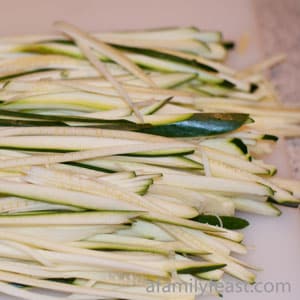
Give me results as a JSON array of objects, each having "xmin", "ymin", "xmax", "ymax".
[
  {"xmin": 0, "ymin": 211, "xmax": 140, "ymax": 225},
  {"xmin": 159, "ymin": 224, "xmax": 255, "ymax": 283},
  {"xmin": 76, "ymin": 39, "xmax": 144, "ymax": 122},
  {"xmin": 0, "ymin": 179, "xmax": 145, "ymax": 211},
  {"xmin": 0, "ymin": 271, "xmax": 178, "ymax": 300},
  {"xmin": 55, "ymin": 22, "xmax": 156, "ymax": 88},
  {"xmin": 0, "ymin": 281, "xmax": 61, "ymax": 300},
  {"xmin": 0, "ymin": 55, "xmax": 91, "ymax": 79},
  {"xmin": 157, "ymin": 173, "xmax": 273, "ymax": 196},
  {"xmin": 0, "ymin": 142, "xmax": 194, "ymax": 169}
]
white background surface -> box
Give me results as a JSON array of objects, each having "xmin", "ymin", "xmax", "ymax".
[{"xmin": 0, "ymin": 0, "xmax": 299, "ymax": 299}]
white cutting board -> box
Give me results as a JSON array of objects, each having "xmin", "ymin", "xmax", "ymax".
[{"xmin": 0, "ymin": 0, "xmax": 299, "ymax": 299}]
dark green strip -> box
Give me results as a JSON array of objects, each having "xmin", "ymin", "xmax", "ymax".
[
  {"xmin": 192, "ymin": 215, "xmax": 250, "ymax": 230},
  {"xmin": 177, "ymin": 263, "xmax": 226, "ymax": 274},
  {"xmin": 139, "ymin": 113, "xmax": 249, "ymax": 137},
  {"xmin": 115, "ymin": 45, "xmax": 218, "ymax": 73},
  {"xmin": 262, "ymin": 134, "xmax": 279, "ymax": 141},
  {"xmin": 64, "ymin": 162, "xmax": 116, "ymax": 173}
]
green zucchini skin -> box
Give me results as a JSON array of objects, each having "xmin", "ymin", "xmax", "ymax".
[
  {"xmin": 114, "ymin": 45, "xmax": 218, "ymax": 72},
  {"xmin": 177, "ymin": 263, "xmax": 226, "ymax": 274},
  {"xmin": 139, "ymin": 113, "xmax": 249, "ymax": 137},
  {"xmin": 222, "ymin": 41, "xmax": 235, "ymax": 49},
  {"xmin": 0, "ymin": 109, "xmax": 137, "ymax": 125},
  {"xmin": 0, "ymin": 109, "xmax": 249, "ymax": 137},
  {"xmin": 0, "ymin": 119, "xmax": 66, "ymax": 127},
  {"xmin": 192, "ymin": 215, "xmax": 250, "ymax": 230},
  {"xmin": 262, "ymin": 134, "xmax": 279, "ymax": 141},
  {"xmin": 230, "ymin": 138, "xmax": 249, "ymax": 155}
]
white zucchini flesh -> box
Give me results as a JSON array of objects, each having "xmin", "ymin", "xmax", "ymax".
[
  {"xmin": 209, "ymin": 159, "xmax": 298, "ymax": 204},
  {"xmin": 10, "ymin": 64, "xmax": 128, "ymax": 81},
  {"xmin": 0, "ymin": 179, "xmax": 143, "ymax": 211},
  {"xmin": 0, "ymin": 225, "xmax": 122, "ymax": 243},
  {"xmin": 0, "ymin": 260, "xmax": 169, "ymax": 287},
  {"xmin": 0, "ymin": 243, "xmax": 166, "ymax": 269},
  {"xmin": 200, "ymin": 138, "xmax": 250, "ymax": 159},
  {"xmin": 0, "ymin": 196, "xmax": 81, "ymax": 213},
  {"xmin": 0, "ymin": 271, "xmax": 181, "ymax": 300},
  {"xmin": 53, "ymin": 23, "xmax": 156, "ymax": 93},
  {"xmin": 0, "ymin": 231, "xmax": 170, "ymax": 276},
  {"xmin": 94, "ymin": 27, "xmax": 222, "ymax": 42},
  {"xmin": 71, "ymin": 270, "xmax": 156, "ymax": 286},
  {"xmin": 75, "ymin": 279, "xmax": 208, "ymax": 298},
  {"xmin": 127, "ymin": 72, "xmax": 197, "ymax": 88},
  {"xmin": 0, "ymin": 281, "xmax": 63, "ymax": 300},
  {"xmin": 76, "ymin": 37, "xmax": 146, "ymax": 122},
  {"xmin": 148, "ymin": 184, "xmax": 235, "ymax": 216},
  {"xmin": 25, "ymin": 166, "xmax": 157, "ymax": 212},
  {"xmin": 160, "ymin": 224, "xmax": 255, "ymax": 283},
  {"xmin": 0, "ymin": 136, "xmax": 147, "ymax": 151},
  {"xmin": 25, "ymin": 167, "xmax": 218, "ymax": 232},
  {"xmin": 269, "ymin": 177, "xmax": 300, "ymax": 198},
  {"xmin": 156, "ymin": 173, "xmax": 272, "ymax": 196},
  {"xmin": 73, "ymin": 158, "xmax": 187, "ymax": 175},
  {"xmin": 70, "ymin": 241, "xmax": 171, "ymax": 255},
  {"xmin": 209, "ymin": 236, "xmax": 247, "ymax": 255},
  {"xmin": 66, "ymin": 113, "xmax": 195, "ymax": 127},
  {"xmin": 87, "ymin": 234, "xmax": 173, "ymax": 248},
  {"xmin": 251, "ymin": 159, "xmax": 277, "ymax": 176},
  {"xmin": 100, "ymin": 171, "xmax": 136, "ymax": 180},
  {"xmin": 2, "ymin": 92, "xmax": 127, "ymax": 110},
  {"xmin": 101, "ymin": 38, "xmax": 210, "ymax": 54},
  {"xmin": 84, "ymin": 234, "xmax": 203, "ymax": 255},
  {"xmin": 0, "ymin": 142, "xmax": 195, "ymax": 169},
  {"xmin": 105, "ymin": 155, "xmax": 203, "ymax": 169},
  {"xmin": 0, "ymin": 231, "xmax": 222, "ymax": 277},
  {"xmin": 58, "ymin": 72, "xmax": 197, "ymax": 89},
  {"xmin": 195, "ymin": 269, "xmax": 224, "ymax": 281},
  {"xmin": 50, "ymin": 163, "xmax": 108, "ymax": 177},
  {"xmin": 57, "ymin": 84, "xmax": 196, "ymax": 105},
  {"xmin": 183, "ymin": 228, "xmax": 231, "ymax": 256},
  {"xmin": 233, "ymin": 197, "xmax": 281, "ymax": 216},
  {"xmin": 192, "ymin": 146, "xmax": 268, "ymax": 174},
  {"xmin": 117, "ymin": 220, "xmax": 174, "ymax": 242},
  {"xmin": 11, "ymin": 40, "xmax": 225, "ymax": 82},
  {"xmin": 0, "ymin": 55, "xmax": 92, "ymax": 78},
  {"xmin": 122, "ymin": 53, "xmax": 222, "ymax": 82},
  {"xmin": 0, "ymin": 211, "xmax": 140, "ymax": 225},
  {"xmin": 0, "ymin": 126, "xmax": 172, "ymax": 143},
  {"xmin": 194, "ymin": 83, "xmax": 264, "ymax": 101},
  {"xmin": 143, "ymin": 195, "xmax": 199, "ymax": 218},
  {"xmin": 0, "ymin": 136, "xmax": 193, "ymax": 157},
  {"xmin": 25, "ymin": 166, "xmax": 218, "ymax": 232},
  {"xmin": 72, "ymin": 276, "xmax": 216, "ymax": 300},
  {"xmin": 150, "ymin": 47, "xmax": 235, "ymax": 75}
]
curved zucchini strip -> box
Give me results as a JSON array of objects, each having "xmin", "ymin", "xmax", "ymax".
[
  {"xmin": 139, "ymin": 113, "xmax": 250, "ymax": 137},
  {"xmin": 0, "ymin": 109, "xmax": 249, "ymax": 137}
]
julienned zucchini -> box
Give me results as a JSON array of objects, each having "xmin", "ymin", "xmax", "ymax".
[
  {"xmin": 0, "ymin": 23, "xmax": 299, "ymax": 299},
  {"xmin": 0, "ymin": 211, "xmax": 140, "ymax": 225},
  {"xmin": 95, "ymin": 26, "xmax": 223, "ymax": 43},
  {"xmin": 0, "ymin": 109, "xmax": 249, "ymax": 137},
  {"xmin": 16, "ymin": 43, "xmax": 250, "ymax": 89}
]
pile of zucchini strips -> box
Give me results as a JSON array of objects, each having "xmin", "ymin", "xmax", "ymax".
[{"xmin": 0, "ymin": 22, "xmax": 299, "ymax": 300}]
